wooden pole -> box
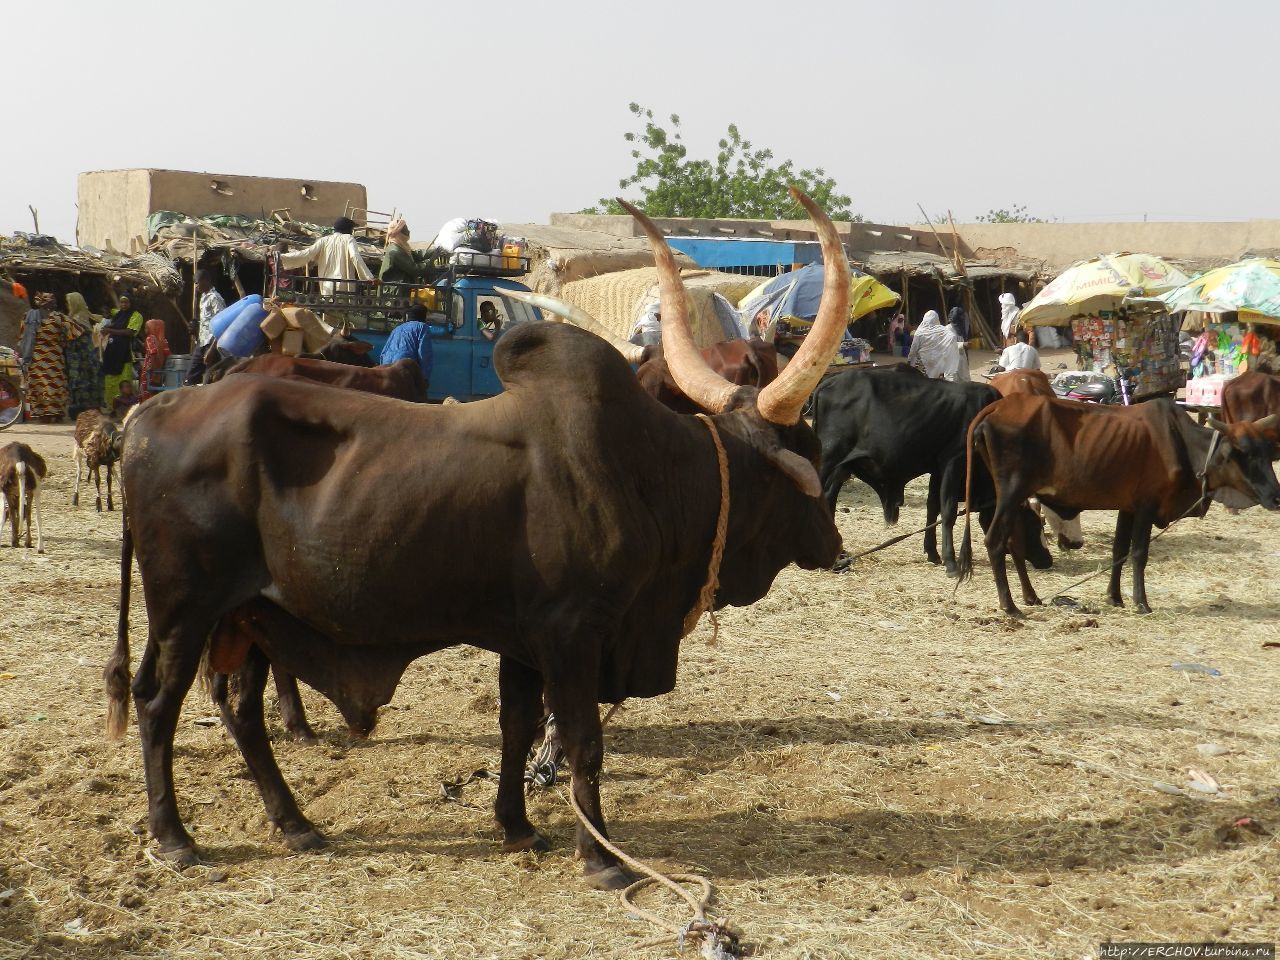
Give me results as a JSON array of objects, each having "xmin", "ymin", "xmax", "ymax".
[
  {"xmin": 28, "ymin": 206, "xmax": 39, "ymax": 235},
  {"xmin": 916, "ymin": 204, "xmax": 953, "ymax": 262}
]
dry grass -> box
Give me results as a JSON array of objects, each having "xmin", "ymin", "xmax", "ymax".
[{"xmin": 0, "ymin": 423, "xmax": 1278, "ymax": 959}]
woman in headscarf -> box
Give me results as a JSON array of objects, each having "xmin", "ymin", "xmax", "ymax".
[
  {"xmin": 999, "ymin": 292, "xmax": 1021, "ymax": 344},
  {"xmin": 63, "ymin": 292, "xmax": 103, "ymax": 419},
  {"xmin": 25, "ymin": 292, "xmax": 70, "ymax": 421},
  {"xmin": 101, "ymin": 294, "xmax": 144, "ymax": 409},
  {"xmin": 947, "ymin": 304, "xmax": 971, "ymax": 381},
  {"xmin": 379, "ymin": 218, "xmax": 439, "ymax": 288},
  {"xmin": 138, "ymin": 318, "xmax": 171, "ymax": 402},
  {"xmin": 906, "ymin": 309, "xmax": 965, "ymax": 381}
]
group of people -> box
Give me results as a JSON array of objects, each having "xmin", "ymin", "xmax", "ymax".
[
  {"xmin": 13, "ymin": 283, "xmax": 170, "ymax": 423},
  {"xmin": 895, "ymin": 291, "xmax": 1039, "ymax": 382}
]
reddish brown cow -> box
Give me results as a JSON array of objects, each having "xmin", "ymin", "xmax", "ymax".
[
  {"xmin": 1222, "ymin": 370, "xmax": 1280, "ymax": 455},
  {"xmin": 988, "ymin": 367, "xmax": 1083, "ymax": 550},
  {"xmin": 225, "ymin": 355, "xmax": 428, "ymax": 403},
  {"xmin": 988, "ymin": 368, "xmax": 1053, "ymax": 398},
  {"xmin": 958, "ymin": 395, "xmax": 1280, "ymax": 617},
  {"xmin": 636, "ymin": 338, "xmax": 780, "ymax": 414}
]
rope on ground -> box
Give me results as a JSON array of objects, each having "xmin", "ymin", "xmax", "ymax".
[
  {"xmin": 1047, "ymin": 494, "xmax": 1208, "ymax": 602},
  {"xmin": 835, "ymin": 503, "xmax": 987, "ymax": 568},
  {"xmin": 562, "ymin": 779, "xmax": 742, "ymax": 959}
]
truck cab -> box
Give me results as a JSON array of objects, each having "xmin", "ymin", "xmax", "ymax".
[{"xmin": 277, "ymin": 253, "xmax": 543, "ymax": 403}]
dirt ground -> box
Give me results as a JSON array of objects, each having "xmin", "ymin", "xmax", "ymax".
[{"xmin": 1, "ymin": 403, "xmax": 1278, "ymax": 960}]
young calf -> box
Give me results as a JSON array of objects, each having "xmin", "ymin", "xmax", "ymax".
[
  {"xmin": 73, "ymin": 410, "xmax": 123, "ymax": 511},
  {"xmin": 0, "ymin": 442, "xmax": 47, "ymax": 552}
]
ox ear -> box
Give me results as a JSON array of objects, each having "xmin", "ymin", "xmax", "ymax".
[{"xmin": 768, "ymin": 449, "xmax": 822, "ymax": 498}]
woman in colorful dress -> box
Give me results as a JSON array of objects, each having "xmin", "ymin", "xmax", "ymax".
[
  {"xmin": 26, "ymin": 292, "xmax": 70, "ymax": 422},
  {"xmin": 138, "ymin": 319, "xmax": 170, "ymax": 402},
  {"xmin": 63, "ymin": 292, "xmax": 102, "ymax": 419},
  {"xmin": 101, "ymin": 294, "xmax": 144, "ymax": 410}
]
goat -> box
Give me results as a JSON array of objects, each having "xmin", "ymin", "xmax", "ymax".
[
  {"xmin": 73, "ymin": 410, "xmax": 123, "ymax": 511},
  {"xmin": 0, "ymin": 442, "xmax": 47, "ymax": 552}
]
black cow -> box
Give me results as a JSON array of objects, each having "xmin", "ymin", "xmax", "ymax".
[
  {"xmin": 105, "ymin": 190, "xmax": 849, "ymax": 890},
  {"xmin": 813, "ymin": 365, "xmax": 1050, "ymax": 575}
]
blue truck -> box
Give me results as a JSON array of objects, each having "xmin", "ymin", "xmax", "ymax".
[{"xmin": 277, "ymin": 252, "xmax": 544, "ymax": 402}]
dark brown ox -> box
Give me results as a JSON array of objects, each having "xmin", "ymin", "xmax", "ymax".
[
  {"xmin": 987, "ymin": 367, "xmax": 1083, "ymax": 550},
  {"xmin": 958, "ymin": 395, "xmax": 1280, "ymax": 617},
  {"xmin": 225, "ymin": 355, "xmax": 428, "ymax": 403},
  {"xmin": 104, "ymin": 189, "xmax": 849, "ymax": 890},
  {"xmin": 1222, "ymin": 370, "xmax": 1280, "ymax": 456}
]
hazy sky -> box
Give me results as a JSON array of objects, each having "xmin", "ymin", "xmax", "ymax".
[{"xmin": 7, "ymin": 0, "xmax": 1276, "ymax": 243}]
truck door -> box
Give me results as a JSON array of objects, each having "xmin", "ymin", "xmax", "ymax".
[{"xmin": 427, "ymin": 292, "xmax": 471, "ymax": 402}]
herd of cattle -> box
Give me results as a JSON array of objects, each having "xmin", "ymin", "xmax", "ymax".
[{"xmin": 3, "ymin": 191, "xmax": 1280, "ymax": 894}]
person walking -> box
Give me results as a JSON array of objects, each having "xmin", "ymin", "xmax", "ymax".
[
  {"xmin": 26, "ymin": 293, "xmax": 70, "ymax": 422},
  {"xmin": 101, "ymin": 294, "xmax": 144, "ymax": 409},
  {"xmin": 63, "ymin": 292, "xmax": 102, "ymax": 419}
]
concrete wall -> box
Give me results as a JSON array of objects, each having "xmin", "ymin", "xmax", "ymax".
[
  {"xmin": 551, "ymin": 212, "xmax": 950, "ymax": 257},
  {"xmin": 954, "ymin": 220, "xmax": 1280, "ymax": 269},
  {"xmin": 77, "ymin": 169, "xmax": 367, "ymax": 252}
]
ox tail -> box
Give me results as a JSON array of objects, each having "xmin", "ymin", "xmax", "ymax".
[
  {"xmin": 957, "ymin": 405, "xmax": 997, "ymax": 585},
  {"xmin": 105, "ymin": 504, "xmax": 134, "ymax": 740}
]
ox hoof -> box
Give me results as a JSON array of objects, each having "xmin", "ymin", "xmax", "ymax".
[
  {"xmin": 502, "ymin": 831, "xmax": 551, "ymax": 854},
  {"xmin": 158, "ymin": 844, "xmax": 199, "ymax": 868},
  {"xmin": 925, "ymin": 553, "xmax": 942, "ymax": 566},
  {"xmin": 944, "ymin": 564, "xmax": 959, "ymax": 579},
  {"xmin": 1058, "ymin": 535, "xmax": 1083, "ymax": 551},
  {"xmin": 284, "ymin": 828, "xmax": 326, "ymax": 852},
  {"xmin": 1106, "ymin": 596, "xmax": 1124, "ymax": 609},
  {"xmin": 1001, "ymin": 606, "xmax": 1026, "ymax": 621},
  {"xmin": 584, "ymin": 863, "xmax": 635, "ymax": 892},
  {"xmin": 285, "ymin": 725, "xmax": 319, "ymax": 744},
  {"xmin": 1134, "ymin": 602, "xmax": 1152, "ymax": 615}
]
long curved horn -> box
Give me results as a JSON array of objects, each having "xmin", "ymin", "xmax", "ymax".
[
  {"xmin": 755, "ymin": 188, "xmax": 850, "ymax": 425},
  {"xmin": 498, "ymin": 288, "xmax": 646, "ymax": 364},
  {"xmin": 619, "ymin": 199, "xmax": 740, "ymax": 414}
]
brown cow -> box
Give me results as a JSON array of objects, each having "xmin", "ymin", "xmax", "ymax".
[
  {"xmin": 958, "ymin": 395, "xmax": 1280, "ymax": 617},
  {"xmin": 1222, "ymin": 370, "xmax": 1280, "ymax": 455},
  {"xmin": 225, "ymin": 355, "xmax": 428, "ymax": 403},
  {"xmin": 106, "ymin": 189, "xmax": 849, "ymax": 889},
  {"xmin": 987, "ymin": 367, "xmax": 1084, "ymax": 550},
  {"xmin": 0, "ymin": 442, "xmax": 47, "ymax": 552}
]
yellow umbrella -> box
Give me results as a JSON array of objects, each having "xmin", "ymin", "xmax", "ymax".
[{"xmin": 1021, "ymin": 253, "xmax": 1190, "ymax": 326}]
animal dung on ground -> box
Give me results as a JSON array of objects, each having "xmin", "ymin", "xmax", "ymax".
[{"xmin": 1170, "ymin": 662, "xmax": 1222, "ymax": 677}]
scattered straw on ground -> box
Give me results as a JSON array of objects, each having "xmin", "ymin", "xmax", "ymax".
[{"xmin": 0, "ymin": 423, "xmax": 1277, "ymax": 959}]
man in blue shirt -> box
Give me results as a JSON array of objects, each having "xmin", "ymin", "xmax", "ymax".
[{"xmin": 380, "ymin": 305, "xmax": 434, "ymax": 389}]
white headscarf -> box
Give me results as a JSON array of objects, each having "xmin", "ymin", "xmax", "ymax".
[
  {"xmin": 908, "ymin": 309, "xmax": 965, "ymax": 380},
  {"xmin": 999, "ymin": 292, "xmax": 1021, "ymax": 339}
]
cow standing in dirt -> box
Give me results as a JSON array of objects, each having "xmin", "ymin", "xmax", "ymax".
[
  {"xmin": 0, "ymin": 442, "xmax": 47, "ymax": 552},
  {"xmin": 106, "ymin": 190, "xmax": 850, "ymax": 890},
  {"xmin": 959, "ymin": 395, "xmax": 1280, "ymax": 617}
]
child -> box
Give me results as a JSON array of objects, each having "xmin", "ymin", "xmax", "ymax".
[
  {"xmin": 138, "ymin": 319, "xmax": 170, "ymax": 402},
  {"xmin": 111, "ymin": 379, "xmax": 140, "ymax": 420}
]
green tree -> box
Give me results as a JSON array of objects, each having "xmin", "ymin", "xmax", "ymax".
[
  {"xmin": 975, "ymin": 204, "xmax": 1045, "ymax": 223},
  {"xmin": 584, "ymin": 103, "xmax": 859, "ymax": 221}
]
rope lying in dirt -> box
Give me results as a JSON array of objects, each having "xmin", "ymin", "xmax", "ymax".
[
  {"xmin": 1045, "ymin": 494, "xmax": 1209, "ymax": 602},
  {"xmin": 562, "ymin": 780, "xmax": 742, "ymax": 959},
  {"xmin": 834, "ymin": 503, "xmax": 988, "ymax": 569},
  {"xmin": 682, "ymin": 414, "xmax": 730, "ymax": 642}
]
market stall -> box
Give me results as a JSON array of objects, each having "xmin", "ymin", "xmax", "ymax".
[
  {"xmin": 1159, "ymin": 258, "xmax": 1280, "ymax": 409},
  {"xmin": 1019, "ymin": 252, "xmax": 1190, "ymax": 400}
]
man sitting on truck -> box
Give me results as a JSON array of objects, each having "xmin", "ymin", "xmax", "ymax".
[{"xmin": 380, "ymin": 305, "xmax": 434, "ymax": 388}]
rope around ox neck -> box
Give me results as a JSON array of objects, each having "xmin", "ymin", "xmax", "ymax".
[
  {"xmin": 682, "ymin": 414, "xmax": 730, "ymax": 640},
  {"xmin": 563, "ymin": 780, "xmax": 742, "ymax": 959}
]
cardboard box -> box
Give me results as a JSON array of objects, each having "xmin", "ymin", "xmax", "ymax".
[
  {"xmin": 280, "ymin": 329, "xmax": 305, "ymax": 357},
  {"xmin": 260, "ymin": 307, "xmax": 288, "ymax": 340}
]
